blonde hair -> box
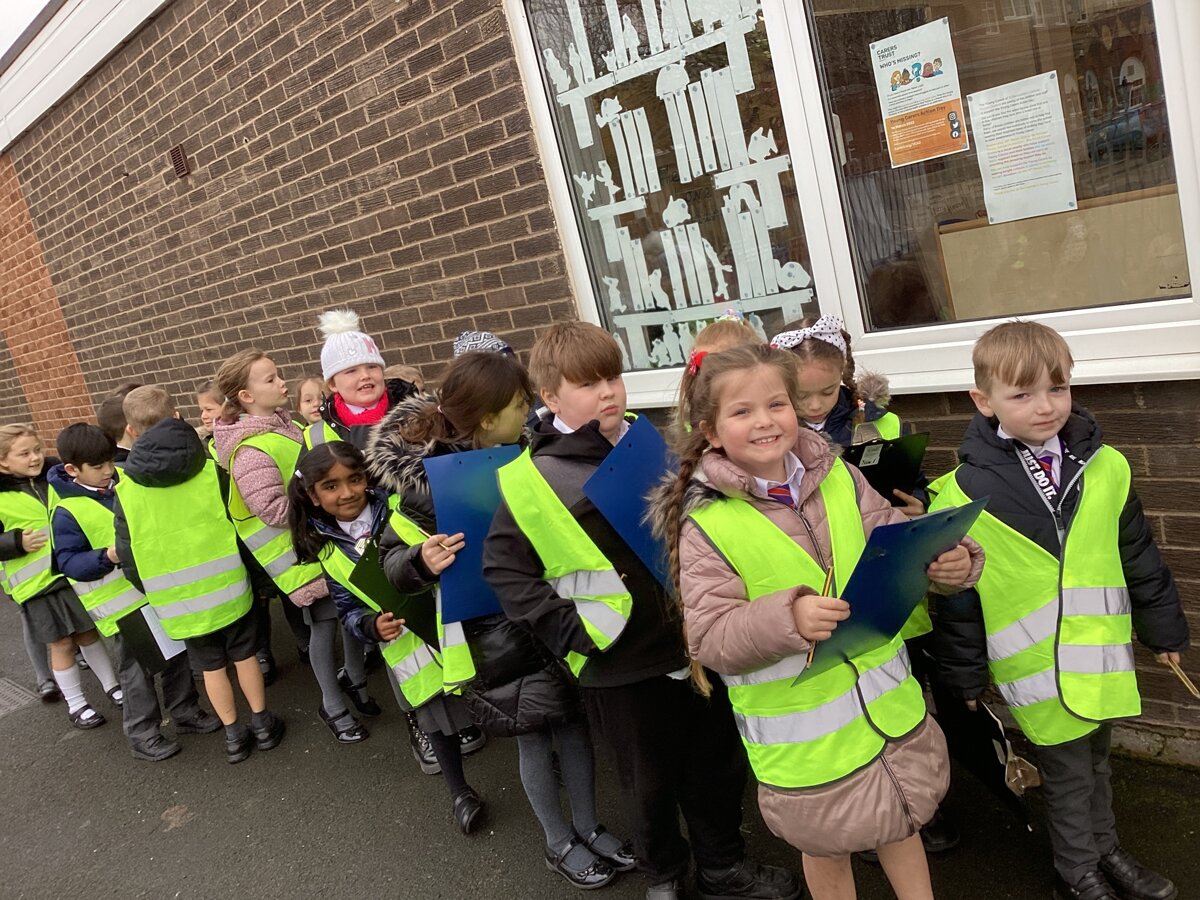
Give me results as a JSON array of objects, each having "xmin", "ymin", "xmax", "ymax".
[
  {"xmin": 654, "ymin": 344, "xmax": 800, "ymax": 696},
  {"xmin": 215, "ymin": 349, "xmax": 270, "ymax": 423},
  {"xmin": 195, "ymin": 380, "xmax": 222, "ymax": 404},
  {"xmin": 0, "ymin": 424, "xmax": 40, "ymax": 459},
  {"xmin": 384, "ymin": 364, "xmax": 425, "ymax": 390},
  {"xmin": 297, "ymin": 376, "xmax": 325, "ymax": 399},
  {"xmin": 973, "ymin": 320, "xmax": 1073, "ymax": 393},
  {"xmin": 123, "ymin": 386, "xmax": 176, "ymax": 433},
  {"xmin": 529, "ymin": 321, "xmax": 622, "ymax": 395},
  {"xmin": 675, "ymin": 318, "xmax": 763, "ymax": 434}
]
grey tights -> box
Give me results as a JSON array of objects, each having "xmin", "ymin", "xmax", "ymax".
[
  {"xmin": 516, "ymin": 721, "xmax": 599, "ymax": 849},
  {"xmin": 308, "ymin": 619, "xmax": 350, "ymax": 720}
]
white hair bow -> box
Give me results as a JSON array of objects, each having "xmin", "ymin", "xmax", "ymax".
[{"xmin": 770, "ymin": 315, "xmax": 847, "ymax": 355}]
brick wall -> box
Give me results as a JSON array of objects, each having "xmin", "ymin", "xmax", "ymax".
[
  {"xmin": 4, "ymin": 0, "xmax": 574, "ymax": 422},
  {"xmin": 894, "ymin": 380, "xmax": 1200, "ymax": 763}
]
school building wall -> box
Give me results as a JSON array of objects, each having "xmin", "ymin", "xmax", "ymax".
[{"xmin": 0, "ymin": 0, "xmax": 1197, "ymax": 763}]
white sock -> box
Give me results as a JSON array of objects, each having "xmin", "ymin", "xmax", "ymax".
[
  {"xmin": 53, "ymin": 665, "xmax": 87, "ymax": 713},
  {"xmin": 78, "ymin": 641, "xmax": 119, "ymax": 693}
]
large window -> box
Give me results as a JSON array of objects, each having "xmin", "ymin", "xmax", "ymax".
[{"xmin": 523, "ymin": 0, "xmax": 818, "ymax": 370}]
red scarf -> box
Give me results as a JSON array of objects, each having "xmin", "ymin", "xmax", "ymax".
[{"xmin": 333, "ymin": 392, "xmax": 390, "ymax": 426}]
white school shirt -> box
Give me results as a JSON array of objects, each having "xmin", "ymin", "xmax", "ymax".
[
  {"xmin": 749, "ymin": 452, "xmax": 805, "ymax": 508},
  {"xmin": 998, "ymin": 426, "xmax": 1063, "ymax": 486},
  {"xmin": 335, "ymin": 507, "xmax": 375, "ymax": 541}
]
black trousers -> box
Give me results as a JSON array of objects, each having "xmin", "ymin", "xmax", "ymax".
[
  {"xmin": 1033, "ymin": 725, "xmax": 1118, "ymax": 883},
  {"xmin": 112, "ymin": 633, "xmax": 205, "ymax": 742},
  {"xmin": 581, "ymin": 673, "xmax": 747, "ymax": 882}
]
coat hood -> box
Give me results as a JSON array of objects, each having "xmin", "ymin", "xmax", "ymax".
[
  {"xmin": 364, "ymin": 391, "xmax": 465, "ymax": 498},
  {"xmin": 212, "ymin": 409, "xmax": 303, "ymax": 469},
  {"xmin": 121, "ymin": 418, "xmax": 209, "ymax": 487},
  {"xmin": 957, "ymin": 404, "xmax": 1103, "ymax": 472}
]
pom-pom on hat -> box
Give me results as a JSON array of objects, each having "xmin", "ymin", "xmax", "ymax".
[
  {"xmin": 453, "ymin": 330, "xmax": 513, "ymax": 357},
  {"xmin": 318, "ymin": 309, "xmax": 386, "ymax": 381}
]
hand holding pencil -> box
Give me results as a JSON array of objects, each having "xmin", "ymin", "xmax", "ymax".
[{"xmin": 792, "ymin": 567, "xmax": 848, "ymax": 663}]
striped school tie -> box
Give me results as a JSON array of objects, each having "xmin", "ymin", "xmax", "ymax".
[{"xmin": 766, "ymin": 484, "xmax": 795, "ymax": 508}]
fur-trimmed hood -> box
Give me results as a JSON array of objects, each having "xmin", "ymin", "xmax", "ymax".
[{"xmin": 363, "ymin": 391, "xmax": 455, "ymax": 500}]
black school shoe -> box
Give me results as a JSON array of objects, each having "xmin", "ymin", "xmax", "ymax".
[
  {"xmin": 1055, "ymin": 871, "xmax": 1120, "ymax": 900},
  {"xmin": 318, "ymin": 706, "xmax": 369, "ymax": 744},
  {"xmin": 1099, "ymin": 848, "xmax": 1178, "ymax": 900},
  {"xmin": 250, "ymin": 713, "xmax": 286, "ymax": 751},
  {"xmin": 37, "ymin": 681, "xmax": 61, "ymax": 703},
  {"xmin": 130, "ymin": 734, "xmax": 182, "ymax": 762},
  {"xmin": 696, "ymin": 858, "xmax": 803, "ymax": 900},
  {"xmin": 580, "ymin": 825, "xmax": 636, "ymax": 871},
  {"xmin": 67, "ymin": 704, "xmax": 105, "ymax": 730},
  {"xmin": 174, "ymin": 710, "xmax": 222, "ymax": 735},
  {"xmin": 226, "ymin": 730, "xmax": 254, "ymax": 764},
  {"xmin": 452, "ymin": 788, "xmax": 485, "ymax": 835},
  {"xmin": 336, "ymin": 667, "xmax": 382, "ymax": 717},
  {"xmin": 458, "ymin": 725, "xmax": 486, "ymax": 755},
  {"xmin": 544, "ymin": 836, "xmax": 615, "ymax": 890}
]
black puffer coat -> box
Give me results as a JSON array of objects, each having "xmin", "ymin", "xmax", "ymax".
[{"xmin": 365, "ymin": 395, "xmax": 577, "ymax": 736}]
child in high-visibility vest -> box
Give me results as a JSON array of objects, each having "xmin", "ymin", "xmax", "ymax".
[
  {"xmin": 0, "ymin": 423, "xmax": 122, "ymax": 729},
  {"xmin": 366, "ymin": 350, "xmax": 632, "ymax": 888},
  {"xmin": 213, "ymin": 349, "xmax": 372, "ymax": 744},
  {"xmin": 653, "ymin": 343, "xmax": 980, "ymax": 900},
  {"xmin": 287, "ymin": 442, "xmax": 484, "ymax": 834}
]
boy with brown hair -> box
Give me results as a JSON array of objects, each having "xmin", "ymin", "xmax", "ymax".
[
  {"xmin": 930, "ymin": 320, "xmax": 1188, "ymax": 900},
  {"xmin": 484, "ymin": 321, "xmax": 800, "ymax": 900}
]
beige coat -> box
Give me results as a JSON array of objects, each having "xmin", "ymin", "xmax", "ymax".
[{"xmin": 676, "ymin": 427, "xmax": 983, "ymax": 857}]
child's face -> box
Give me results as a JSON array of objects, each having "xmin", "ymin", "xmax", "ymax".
[
  {"xmin": 542, "ymin": 374, "xmax": 627, "ymax": 444},
  {"xmin": 298, "ymin": 381, "xmax": 324, "ymax": 424},
  {"xmin": 329, "ymin": 365, "xmax": 385, "ymax": 408},
  {"xmin": 308, "ymin": 461, "xmax": 368, "ymax": 522},
  {"xmin": 243, "ymin": 357, "xmax": 289, "ymax": 412},
  {"xmin": 702, "ymin": 365, "xmax": 798, "ymax": 483},
  {"xmin": 0, "ymin": 435, "xmax": 44, "ymax": 477},
  {"xmin": 478, "ymin": 390, "xmax": 530, "ymax": 447},
  {"xmin": 197, "ymin": 393, "xmax": 223, "ymax": 430},
  {"xmin": 66, "ymin": 460, "xmax": 115, "ymax": 489},
  {"xmin": 794, "ymin": 360, "xmax": 843, "ymax": 424},
  {"xmin": 970, "ymin": 367, "xmax": 1072, "ymax": 447}
]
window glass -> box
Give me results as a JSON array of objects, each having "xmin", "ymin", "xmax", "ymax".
[
  {"xmin": 524, "ymin": 0, "xmax": 818, "ymax": 369},
  {"xmin": 809, "ymin": 0, "xmax": 1189, "ymax": 330}
]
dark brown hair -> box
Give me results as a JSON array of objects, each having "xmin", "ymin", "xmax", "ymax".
[
  {"xmin": 288, "ymin": 442, "xmax": 369, "ymax": 564},
  {"xmin": 398, "ymin": 351, "xmax": 533, "ymax": 448},
  {"xmin": 779, "ymin": 315, "xmax": 860, "ymax": 426}
]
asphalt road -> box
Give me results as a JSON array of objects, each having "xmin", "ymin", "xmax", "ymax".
[{"xmin": 2, "ymin": 601, "xmax": 1197, "ymax": 900}]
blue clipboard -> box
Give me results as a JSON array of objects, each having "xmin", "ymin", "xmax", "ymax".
[
  {"xmin": 794, "ymin": 497, "xmax": 988, "ymax": 682},
  {"xmin": 423, "ymin": 445, "xmax": 522, "ymax": 624},
  {"xmin": 582, "ymin": 416, "xmax": 677, "ymax": 587}
]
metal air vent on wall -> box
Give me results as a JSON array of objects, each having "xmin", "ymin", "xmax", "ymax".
[{"xmin": 169, "ymin": 144, "xmax": 189, "ymax": 178}]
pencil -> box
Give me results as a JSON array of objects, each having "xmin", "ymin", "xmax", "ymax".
[
  {"xmin": 805, "ymin": 566, "xmax": 836, "ymax": 670},
  {"xmin": 1167, "ymin": 657, "xmax": 1200, "ymax": 699}
]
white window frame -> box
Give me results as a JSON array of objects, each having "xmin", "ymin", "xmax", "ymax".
[{"xmin": 505, "ymin": 0, "xmax": 1200, "ymax": 406}]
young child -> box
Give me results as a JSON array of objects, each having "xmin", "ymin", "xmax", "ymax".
[
  {"xmin": 195, "ymin": 381, "xmax": 224, "ymax": 450},
  {"xmin": 929, "ymin": 321, "xmax": 1188, "ymax": 900},
  {"xmin": 295, "ymin": 376, "xmax": 326, "ymax": 426},
  {"xmin": 113, "ymin": 385, "xmax": 285, "ymax": 764},
  {"xmin": 0, "ymin": 424, "xmax": 123, "ymax": 728},
  {"xmin": 367, "ymin": 351, "xmax": 631, "ymax": 888},
  {"xmin": 483, "ymin": 322, "xmax": 800, "ymax": 900},
  {"xmin": 213, "ymin": 350, "xmax": 369, "ymax": 744},
  {"xmin": 655, "ymin": 343, "xmax": 980, "ymax": 900},
  {"xmin": 287, "ymin": 442, "xmax": 484, "ymax": 832},
  {"xmin": 49, "ymin": 423, "xmax": 219, "ymax": 760}
]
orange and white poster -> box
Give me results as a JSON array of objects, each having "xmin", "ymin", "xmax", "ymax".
[{"xmin": 871, "ymin": 18, "xmax": 968, "ymax": 169}]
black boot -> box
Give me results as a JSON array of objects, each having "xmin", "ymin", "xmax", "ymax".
[
  {"xmin": 1099, "ymin": 848, "xmax": 1177, "ymax": 900},
  {"xmin": 696, "ymin": 858, "xmax": 803, "ymax": 900},
  {"xmin": 407, "ymin": 712, "xmax": 440, "ymax": 774},
  {"xmin": 1054, "ymin": 871, "xmax": 1120, "ymax": 900}
]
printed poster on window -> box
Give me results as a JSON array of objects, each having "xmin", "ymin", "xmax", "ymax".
[
  {"xmin": 871, "ymin": 18, "xmax": 968, "ymax": 168},
  {"xmin": 968, "ymin": 72, "xmax": 1078, "ymax": 225}
]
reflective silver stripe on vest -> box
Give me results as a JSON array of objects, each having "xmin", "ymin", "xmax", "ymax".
[
  {"xmin": 156, "ymin": 578, "xmax": 250, "ymax": 619},
  {"xmin": 734, "ymin": 650, "xmax": 910, "ymax": 745},
  {"xmin": 442, "ymin": 620, "xmax": 467, "ymax": 650},
  {"xmin": 550, "ymin": 568, "xmax": 626, "ymax": 601},
  {"xmin": 74, "ymin": 568, "xmax": 125, "ymax": 595},
  {"xmin": 986, "ymin": 603, "xmax": 1058, "ymax": 662},
  {"xmin": 263, "ymin": 549, "xmax": 299, "ymax": 579},
  {"xmin": 573, "ymin": 598, "xmax": 627, "ymax": 643},
  {"xmin": 998, "ymin": 668, "xmax": 1059, "ymax": 708},
  {"xmin": 1058, "ymin": 643, "xmax": 1136, "ymax": 675},
  {"xmin": 1062, "ymin": 586, "xmax": 1131, "ymax": 617},
  {"xmin": 7, "ymin": 554, "xmax": 50, "ymax": 588},
  {"xmin": 722, "ymin": 653, "xmax": 810, "ymax": 688},
  {"xmin": 394, "ymin": 643, "xmax": 438, "ymax": 682},
  {"xmin": 242, "ymin": 523, "xmax": 287, "ymax": 553},
  {"xmin": 89, "ymin": 587, "xmax": 144, "ymax": 620},
  {"xmin": 310, "ymin": 427, "xmax": 328, "ymax": 446},
  {"xmin": 143, "ymin": 553, "xmax": 244, "ymax": 593}
]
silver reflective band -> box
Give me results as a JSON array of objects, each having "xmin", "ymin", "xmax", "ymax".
[
  {"xmin": 1062, "ymin": 586, "xmax": 1131, "ymax": 618},
  {"xmin": 143, "ymin": 553, "xmax": 244, "ymax": 593},
  {"xmin": 310, "ymin": 427, "xmax": 328, "ymax": 446},
  {"xmin": 574, "ymin": 598, "xmax": 627, "ymax": 643},
  {"xmin": 723, "ymin": 653, "xmax": 810, "ymax": 688},
  {"xmin": 998, "ymin": 668, "xmax": 1059, "ymax": 708},
  {"xmin": 74, "ymin": 568, "xmax": 126, "ymax": 595},
  {"xmin": 442, "ymin": 620, "xmax": 467, "ymax": 648},
  {"xmin": 735, "ymin": 651, "xmax": 909, "ymax": 745},
  {"xmin": 986, "ymin": 603, "xmax": 1058, "ymax": 662},
  {"xmin": 263, "ymin": 549, "xmax": 299, "ymax": 578},
  {"xmin": 1058, "ymin": 643, "xmax": 1135, "ymax": 675},
  {"xmin": 551, "ymin": 568, "xmax": 626, "ymax": 602},
  {"xmin": 7, "ymin": 554, "xmax": 50, "ymax": 587},
  {"xmin": 89, "ymin": 587, "xmax": 144, "ymax": 620},
  {"xmin": 156, "ymin": 578, "xmax": 250, "ymax": 618},
  {"xmin": 242, "ymin": 524, "xmax": 288, "ymax": 553},
  {"xmin": 394, "ymin": 643, "xmax": 438, "ymax": 682}
]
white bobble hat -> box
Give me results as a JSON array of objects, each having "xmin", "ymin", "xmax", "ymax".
[{"xmin": 318, "ymin": 309, "xmax": 386, "ymax": 380}]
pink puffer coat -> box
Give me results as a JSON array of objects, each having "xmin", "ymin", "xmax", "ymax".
[
  {"xmin": 213, "ymin": 409, "xmax": 327, "ymax": 607},
  {"xmin": 675, "ymin": 427, "xmax": 983, "ymax": 857}
]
